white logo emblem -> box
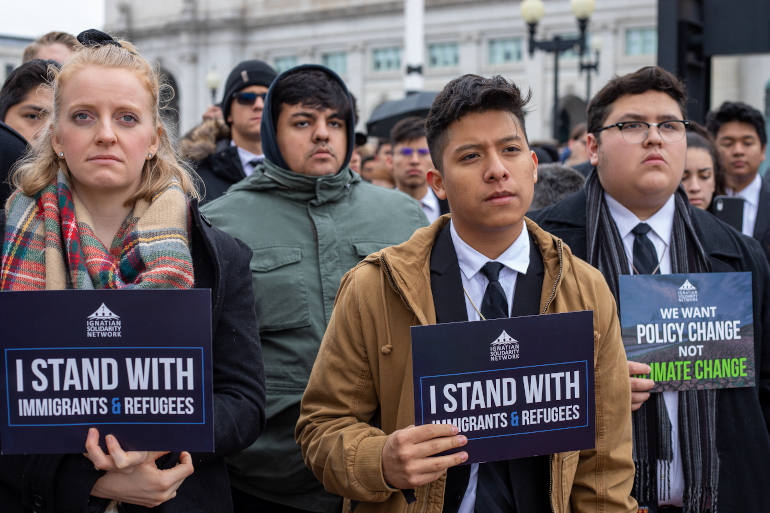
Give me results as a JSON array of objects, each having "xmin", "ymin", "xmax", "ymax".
[
  {"xmin": 87, "ymin": 303, "xmax": 122, "ymax": 338},
  {"xmin": 677, "ymin": 280, "xmax": 698, "ymax": 303},
  {"xmin": 489, "ymin": 330, "xmax": 520, "ymax": 362}
]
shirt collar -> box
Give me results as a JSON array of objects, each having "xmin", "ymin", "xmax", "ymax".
[
  {"xmin": 728, "ymin": 173, "xmax": 762, "ymax": 206},
  {"xmin": 449, "ymin": 219, "xmax": 530, "ymax": 281},
  {"xmin": 420, "ymin": 188, "xmax": 440, "ymax": 212},
  {"xmin": 232, "ymin": 140, "xmax": 262, "ymax": 173},
  {"xmin": 604, "ymin": 192, "xmax": 675, "ymax": 244}
]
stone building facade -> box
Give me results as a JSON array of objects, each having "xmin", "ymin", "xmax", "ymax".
[
  {"xmin": 98, "ymin": 0, "xmax": 763, "ymax": 153},
  {"xmin": 102, "ymin": 0, "xmax": 665, "ymax": 139}
]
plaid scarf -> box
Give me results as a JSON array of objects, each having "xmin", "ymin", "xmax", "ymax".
[
  {"xmin": 1, "ymin": 171, "xmax": 193, "ymax": 291},
  {"xmin": 584, "ymin": 171, "xmax": 719, "ymax": 513}
]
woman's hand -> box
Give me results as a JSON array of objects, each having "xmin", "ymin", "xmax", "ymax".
[
  {"xmin": 84, "ymin": 427, "xmax": 166, "ymax": 473},
  {"xmin": 90, "ymin": 451, "xmax": 194, "ymax": 508}
]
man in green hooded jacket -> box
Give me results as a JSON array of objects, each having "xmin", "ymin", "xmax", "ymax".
[{"xmin": 202, "ymin": 65, "xmax": 428, "ymax": 513}]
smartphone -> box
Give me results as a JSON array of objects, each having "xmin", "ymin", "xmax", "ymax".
[{"xmin": 711, "ymin": 195, "xmax": 744, "ymax": 232}]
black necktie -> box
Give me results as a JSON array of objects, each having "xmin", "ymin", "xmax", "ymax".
[
  {"xmin": 475, "ymin": 262, "xmax": 515, "ymax": 512},
  {"xmin": 480, "ymin": 262, "xmax": 508, "ymax": 319},
  {"xmin": 631, "ymin": 223, "xmax": 658, "ymax": 274}
]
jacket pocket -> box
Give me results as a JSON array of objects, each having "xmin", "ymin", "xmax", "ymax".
[
  {"xmin": 352, "ymin": 241, "xmax": 396, "ymax": 258},
  {"xmin": 250, "ymin": 246, "xmax": 311, "ymax": 331}
]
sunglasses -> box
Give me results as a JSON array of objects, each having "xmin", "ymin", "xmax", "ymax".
[
  {"xmin": 234, "ymin": 91, "xmax": 267, "ymax": 105},
  {"xmin": 397, "ymin": 147, "xmax": 430, "ymax": 157}
]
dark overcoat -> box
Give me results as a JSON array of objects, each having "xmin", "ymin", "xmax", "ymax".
[
  {"xmin": 193, "ymin": 139, "xmax": 246, "ymax": 205},
  {"xmin": 532, "ymin": 189, "xmax": 770, "ymax": 513}
]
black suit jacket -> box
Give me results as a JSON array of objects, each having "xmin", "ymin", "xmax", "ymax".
[
  {"xmin": 752, "ymin": 177, "xmax": 770, "ymax": 263},
  {"xmin": 532, "ymin": 189, "xmax": 770, "ymax": 512},
  {"xmin": 429, "ymin": 224, "xmax": 550, "ymax": 513}
]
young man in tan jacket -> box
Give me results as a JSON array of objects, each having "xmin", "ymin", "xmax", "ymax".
[{"xmin": 296, "ymin": 74, "xmax": 636, "ymax": 513}]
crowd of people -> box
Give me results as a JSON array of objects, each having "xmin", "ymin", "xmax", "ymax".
[{"xmin": 0, "ymin": 28, "xmax": 767, "ymax": 513}]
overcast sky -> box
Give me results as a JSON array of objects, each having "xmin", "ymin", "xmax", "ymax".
[{"xmin": 0, "ymin": 1, "xmax": 105, "ymax": 39}]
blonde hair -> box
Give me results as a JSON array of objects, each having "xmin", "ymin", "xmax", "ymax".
[
  {"xmin": 22, "ymin": 31, "xmax": 79, "ymax": 63},
  {"xmin": 12, "ymin": 38, "xmax": 199, "ymax": 203}
]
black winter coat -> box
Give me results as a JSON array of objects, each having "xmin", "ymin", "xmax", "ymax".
[
  {"xmin": 0, "ymin": 122, "xmax": 26, "ymax": 208},
  {"xmin": 750, "ymin": 177, "xmax": 770, "ymax": 264},
  {"xmin": 194, "ymin": 139, "xmax": 246, "ymax": 204},
  {"xmin": 532, "ymin": 189, "xmax": 770, "ymax": 513},
  {"xmin": 0, "ymin": 201, "xmax": 266, "ymax": 513}
]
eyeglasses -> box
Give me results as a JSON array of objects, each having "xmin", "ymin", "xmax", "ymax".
[
  {"xmin": 596, "ymin": 120, "xmax": 690, "ymax": 144},
  {"xmin": 397, "ymin": 147, "xmax": 430, "ymax": 157},
  {"xmin": 234, "ymin": 91, "xmax": 267, "ymax": 105}
]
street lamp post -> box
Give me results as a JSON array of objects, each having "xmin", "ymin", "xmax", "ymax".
[
  {"xmin": 579, "ymin": 36, "xmax": 602, "ymax": 100},
  {"xmin": 521, "ymin": 0, "xmax": 595, "ymax": 141},
  {"xmin": 205, "ymin": 69, "xmax": 222, "ymax": 105}
]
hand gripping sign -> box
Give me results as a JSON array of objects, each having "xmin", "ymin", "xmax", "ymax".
[
  {"xmin": 0, "ymin": 289, "xmax": 213, "ymax": 454},
  {"xmin": 411, "ymin": 311, "xmax": 595, "ymax": 464}
]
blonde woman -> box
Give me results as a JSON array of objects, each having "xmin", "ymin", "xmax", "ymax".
[{"xmin": 0, "ymin": 30, "xmax": 265, "ymax": 512}]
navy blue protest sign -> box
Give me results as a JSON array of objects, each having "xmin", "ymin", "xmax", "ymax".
[
  {"xmin": 411, "ymin": 311, "xmax": 594, "ymax": 464},
  {"xmin": 619, "ymin": 272, "xmax": 754, "ymax": 392},
  {"xmin": 0, "ymin": 289, "xmax": 212, "ymax": 454}
]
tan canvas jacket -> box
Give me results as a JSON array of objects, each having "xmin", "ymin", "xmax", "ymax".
[{"xmin": 296, "ymin": 216, "xmax": 637, "ymax": 513}]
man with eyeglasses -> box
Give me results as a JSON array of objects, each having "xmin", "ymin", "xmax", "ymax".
[
  {"xmin": 706, "ymin": 101, "xmax": 770, "ymax": 262},
  {"xmin": 533, "ymin": 66, "xmax": 770, "ymax": 513},
  {"xmin": 389, "ymin": 116, "xmax": 450, "ymax": 222},
  {"xmin": 194, "ymin": 60, "xmax": 277, "ymax": 202}
]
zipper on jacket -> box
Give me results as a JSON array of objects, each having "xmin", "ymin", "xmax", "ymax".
[
  {"xmin": 379, "ymin": 254, "xmax": 411, "ymax": 308},
  {"xmin": 541, "ymin": 239, "xmax": 564, "ymax": 314}
]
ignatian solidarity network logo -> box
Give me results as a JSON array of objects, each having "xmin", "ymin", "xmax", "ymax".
[
  {"xmin": 489, "ymin": 330, "xmax": 520, "ymax": 362},
  {"xmin": 86, "ymin": 303, "xmax": 122, "ymax": 338},
  {"xmin": 677, "ymin": 280, "xmax": 698, "ymax": 303}
]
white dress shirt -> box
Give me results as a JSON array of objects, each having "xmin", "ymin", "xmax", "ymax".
[
  {"xmin": 232, "ymin": 141, "xmax": 263, "ymax": 177},
  {"xmin": 420, "ymin": 188, "xmax": 442, "ymax": 224},
  {"xmin": 449, "ymin": 220, "xmax": 531, "ymax": 513},
  {"xmin": 605, "ymin": 192, "xmax": 684, "ymax": 507},
  {"xmin": 726, "ymin": 173, "xmax": 762, "ymax": 237}
]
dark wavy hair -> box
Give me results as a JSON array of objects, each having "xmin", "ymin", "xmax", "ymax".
[
  {"xmin": 390, "ymin": 116, "xmax": 426, "ymax": 146},
  {"xmin": 0, "ymin": 59, "xmax": 59, "ymax": 121},
  {"xmin": 425, "ymin": 74, "xmax": 530, "ymax": 172},
  {"xmin": 587, "ymin": 66, "xmax": 687, "ymax": 137},
  {"xmin": 706, "ymin": 101, "xmax": 767, "ymax": 147},
  {"xmin": 270, "ymin": 69, "xmax": 351, "ymax": 126}
]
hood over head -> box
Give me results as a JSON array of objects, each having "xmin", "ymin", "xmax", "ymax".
[{"xmin": 260, "ymin": 64, "xmax": 356, "ymax": 174}]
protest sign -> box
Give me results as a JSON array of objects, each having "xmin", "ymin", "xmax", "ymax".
[
  {"xmin": 0, "ymin": 289, "xmax": 213, "ymax": 454},
  {"xmin": 619, "ymin": 272, "xmax": 754, "ymax": 392},
  {"xmin": 411, "ymin": 311, "xmax": 594, "ymax": 464}
]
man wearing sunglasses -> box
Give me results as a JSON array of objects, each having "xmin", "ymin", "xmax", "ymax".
[
  {"xmin": 389, "ymin": 116, "xmax": 449, "ymax": 222},
  {"xmin": 533, "ymin": 66, "xmax": 770, "ymax": 513},
  {"xmin": 195, "ymin": 60, "xmax": 277, "ymax": 202}
]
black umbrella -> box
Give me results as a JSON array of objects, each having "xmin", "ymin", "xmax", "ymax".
[{"xmin": 366, "ymin": 91, "xmax": 438, "ymax": 139}]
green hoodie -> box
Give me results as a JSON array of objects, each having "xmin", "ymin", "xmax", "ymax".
[{"xmin": 202, "ymin": 67, "xmax": 427, "ymax": 511}]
